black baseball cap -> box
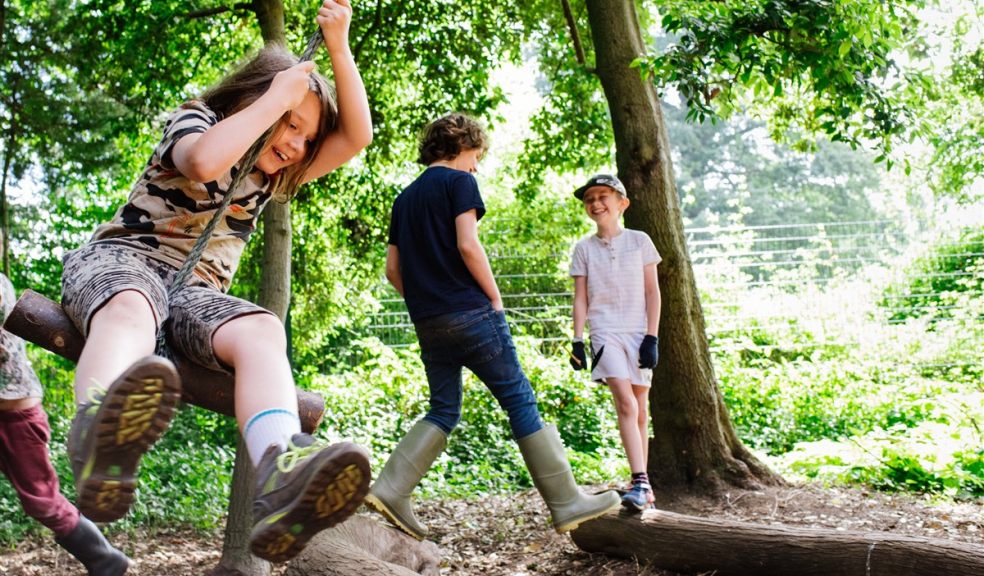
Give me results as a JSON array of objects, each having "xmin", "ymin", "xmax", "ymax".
[{"xmin": 573, "ymin": 174, "xmax": 627, "ymax": 200}]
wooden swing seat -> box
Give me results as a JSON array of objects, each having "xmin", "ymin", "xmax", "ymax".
[{"xmin": 3, "ymin": 289, "xmax": 324, "ymax": 432}]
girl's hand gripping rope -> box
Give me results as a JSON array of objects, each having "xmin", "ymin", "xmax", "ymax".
[
  {"xmin": 317, "ymin": 0, "xmax": 353, "ymax": 53},
  {"xmin": 266, "ymin": 61, "xmax": 318, "ymax": 112}
]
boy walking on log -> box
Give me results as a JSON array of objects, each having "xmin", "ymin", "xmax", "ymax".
[
  {"xmin": 366, "ymin": 113, "xmax": 619, "ymax": 539},
  {"xmin": 0, "ymin": 271, "xmax": 130, "ymax": 575}
]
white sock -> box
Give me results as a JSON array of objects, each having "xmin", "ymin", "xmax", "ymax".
[{"xmin": 244, "ymin": 409, "xmax": 302, "ymax": 467}]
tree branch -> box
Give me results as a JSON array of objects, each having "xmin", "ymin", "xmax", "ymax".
[
  {"xmin": 353, "ymin": 0, "xmax": 384, "ymax": 63},
  {"xmin": 560, "ymin": 0, "xmax": 586, "ymax": 66},
  {"xmin": 186, "ymin": 2, "xmax": 254, "ymax": 20}
]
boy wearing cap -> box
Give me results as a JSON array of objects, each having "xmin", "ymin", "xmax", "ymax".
[
  {"xmin": 568, "ymin": 173, "xmax": 662, "ymax": 511},
  {"xmin": 367, "ymin": 114, "xmax": 619, "ymax": 540}
]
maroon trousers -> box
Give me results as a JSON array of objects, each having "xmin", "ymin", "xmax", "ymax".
[{"xmin": 0, "ymin": 404, "xmax": 79, "ymax": 536}]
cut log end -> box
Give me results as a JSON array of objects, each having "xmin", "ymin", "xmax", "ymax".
[{"xmin": 285, "ymin": 515, "xmax": 441, "ymax": 576}]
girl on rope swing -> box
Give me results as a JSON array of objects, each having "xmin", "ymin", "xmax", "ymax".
[{"xmin": 59, "ymin": 0, "xmax": 372, "ymax": 563}]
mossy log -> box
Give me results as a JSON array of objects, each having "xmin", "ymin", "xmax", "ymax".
[{"xmin": 3, "ymin": 289, "xmax": 324, "ymax": 432}]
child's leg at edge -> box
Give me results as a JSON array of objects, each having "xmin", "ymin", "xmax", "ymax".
[
  {"xmin": 606, "ymin": 377, "xmax": 647, "ymax": 475},
  {"xmin": 74, "ymin": 290, "xmax": 157, "ymax": 404},
  {"xmin": 634, "ymin": 383, "xmax": 650, "ymax": 467},
  {"xmin": 0, "ymin": 398, "xmax": 80, "ymax": 536},
  {"xmin": 212, "ymin": 312, "xmax": 299, "ymax": 465}
]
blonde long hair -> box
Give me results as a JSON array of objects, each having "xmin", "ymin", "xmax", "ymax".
[{"xmin": 200, "ymin": 44, "xmax": 337, "ymax": 200}]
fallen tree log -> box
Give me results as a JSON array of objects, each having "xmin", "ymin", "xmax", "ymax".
[
  {"xmin": 4, "ymin": 289, "xmax": 324, "ymax": 432},
  {"xmin": 285, "ymin": 515, "xmax": 441, "ymax": 576},
  {"xmin": 570, "ymin": 508, "xmax": 984, "ymax": 576}
]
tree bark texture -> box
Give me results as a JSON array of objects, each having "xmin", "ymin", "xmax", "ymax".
[
  {"xmin": 583, "ymin": 0, "xmax": 782, "ymax": 492},
  {"xmin": 210, "ymin": 438, "xmax": 271, "ymax": 576},
  {"xmin": 2, "ymin": 139, "xmax": 11, "ymax": 276},
  {"xmin": 0, "ymin": 289, "xmax": 325, "ymax": 430},
  {"xmin": 571, "ymin": 508, "xmax": 984, "ymax": 576},
  {"xmin": 285, "ymin": 515, "xmax": 441, "ymax": 576},
  {"xmin": 259, "ymin": 200, "xmax": 292, "ymax": 320}
]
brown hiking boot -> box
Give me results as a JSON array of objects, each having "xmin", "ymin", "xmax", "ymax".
[
  {"xmin": 249, "ymin": 433, "xmax": 370, "ymax": 563},
  {"xmin": 68, "ymin": 355, "xmax": 181, "ymax": 523}
]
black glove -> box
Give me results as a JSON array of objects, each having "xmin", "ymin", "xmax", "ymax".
[
  {"xmin": 638, "ymin": 335, "xmax": 659, "ymax": 369},
  {"xmin": 570, "ymin": 340, "xmax": 587, "ymax": 370}
]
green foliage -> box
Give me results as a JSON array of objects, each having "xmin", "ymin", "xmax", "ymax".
[
  {"xmin": 302, "ymin": 337, "xmax": 624, "ymax": 498},
  {"xmin": 638, "ymin": 0, "xmax": 927, "ymax": 162},
  {"xmin": 716, "ymin": 281, "xmax": 983, "ymax": 497},
  {"xmin": 916, "ymin": 5, "xmax": 983, "ymax": 200},
  {"xmin": 665, "ymin": 104, "xmax": 885, "ymax": 228},
  {"xmin": 125, "ymin": 415, "xmax": 236, "ymax": 529},
  {"xmin": 880, "ymin": 226, "xmax": 984, "ymax": 323}
]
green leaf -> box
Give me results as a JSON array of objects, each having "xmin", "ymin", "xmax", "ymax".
[{"xmin": 839, "ymin": 40, "xmax": 853, "ymax": 58}]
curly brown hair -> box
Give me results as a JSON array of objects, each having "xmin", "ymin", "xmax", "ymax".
[{"xmin": 416, "ymin": 113, "xmax": 489, "ymax": 165}]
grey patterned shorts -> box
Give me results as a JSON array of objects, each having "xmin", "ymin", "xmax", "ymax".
[{"xmin": 61, "ymin": 241, "xmax": 272, "ymax": 372}]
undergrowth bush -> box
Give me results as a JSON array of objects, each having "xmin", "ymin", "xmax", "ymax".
[
  {"xmin": 715, "ymin": 274, "xmax": 984, "ymax": 498},
  {"xmin": 302, "ymin": 337, "xmax": 625, "ymax": 498},
  {"xmin": 880, "ymin": 226, "xmax": 984, "ymax": 324}
]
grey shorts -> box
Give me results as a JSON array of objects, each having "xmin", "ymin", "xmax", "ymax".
[{"xmin": 61, "ymin": 241, "xmax": 272, "ymax": 372}]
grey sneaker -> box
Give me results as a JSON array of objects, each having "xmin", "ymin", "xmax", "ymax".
[
  {"xmin": 249, "ymin": 433, "xmax": 370, "ymax": 563},
  {"xmin": 68, "ymin": 355, "xmax": 181, "ymax": 523}
]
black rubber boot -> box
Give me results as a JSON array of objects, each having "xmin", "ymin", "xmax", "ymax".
[{"xmin": 55, "ymin": 515, "xmax": 130, "ymax": 575}]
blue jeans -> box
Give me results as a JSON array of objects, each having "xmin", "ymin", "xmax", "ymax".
[{"xmin": 414, "ymin": 305, "xmax": 544, "ymax": 439}]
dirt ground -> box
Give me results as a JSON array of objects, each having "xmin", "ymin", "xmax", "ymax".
[{"xmin": 1, "ymin": 483, "xmax": 981, "ymax": 575}]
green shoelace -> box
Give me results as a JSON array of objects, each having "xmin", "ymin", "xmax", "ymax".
[
  {"xmin": 276, "ymin": 437, "xmax": 326, "ymax": 474},
  {"xmin": 81, "ymin": 380, "xmax": 108, "ymax": 415}
]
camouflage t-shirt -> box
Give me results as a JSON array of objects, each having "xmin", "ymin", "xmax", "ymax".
[
  {"xmin": 91, "ymin": 101, "xmax": 274, "ymax": 292},
  {"xmin": 0, "ymin": 274, "xmax": 43, "ymax": 400}
]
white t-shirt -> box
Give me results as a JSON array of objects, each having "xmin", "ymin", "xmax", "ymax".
[{"xmin": 570, "ymin": 228, "xmax": 661, "ymax": 334}]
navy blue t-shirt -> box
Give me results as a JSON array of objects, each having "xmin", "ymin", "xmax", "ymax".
[{"xmin": 388, "ymin": 166, "xmax": 489, "ymax": 322}]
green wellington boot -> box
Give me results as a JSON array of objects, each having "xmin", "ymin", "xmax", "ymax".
[
  {"xmin": 364, "ymin": 420, "xmax": 447, "ymax": 540},
  {"xmin": 517, "ymin": 424, "xmax": 621, "ymax": 533}
]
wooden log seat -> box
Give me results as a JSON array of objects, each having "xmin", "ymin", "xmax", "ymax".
[{"xmin": 3, "ymin": 289, "xmax": 324, "ymax": 432}]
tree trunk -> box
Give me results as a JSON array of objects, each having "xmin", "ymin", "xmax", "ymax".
[
  {"xmin": 583, "ymin": 0, "xmax": 781, "ymax": 492},
  {"xmin": 212, "ymin": 439, "xmax": 271, "ymax": 576},
  {"xmin": 571, "ymin": 509, "xmax": 984, "ymax": 576},
  {"xmin": 0, "ymin": 289, "xmax": 324, "ymax": 430},
  {"xmin": 259, "ymin": 200, "xmax": 292, "ymax": 320},
  {"xmin": 1, "ymin": 131, "xmax": 14, "ymax": 276},
  {"xmin": 216, "ymin": 2, "xmax": 293, "ymax": 574}
]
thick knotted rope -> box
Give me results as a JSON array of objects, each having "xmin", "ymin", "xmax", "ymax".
[{"xmin": 155, "ymin": 29, "xmax": 325, "ymax": 357}]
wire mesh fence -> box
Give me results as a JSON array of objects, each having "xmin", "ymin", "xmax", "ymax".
[{"xmin": 363, "ymin": 219, "xmax": 983, "ymax": 370}]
